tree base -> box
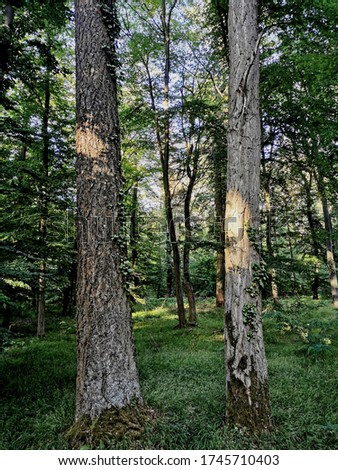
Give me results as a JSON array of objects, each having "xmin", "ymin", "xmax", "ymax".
[{"xmin": 66, "ymin": 405, "xmax": 153, "ymax": 449}]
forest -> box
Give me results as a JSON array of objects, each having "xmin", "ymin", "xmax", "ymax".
[{"xmin": 0, "ymin": 0, "xmax": 337, "ymax": 451}]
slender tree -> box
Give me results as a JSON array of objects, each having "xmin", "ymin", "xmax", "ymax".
[
  {"xmin": 224, "ymin": 0, "xmax": 272, "ymax": 432},
  {"xmin": 75, "ymin": 0, "xmax": 142, "ymax": 420}
]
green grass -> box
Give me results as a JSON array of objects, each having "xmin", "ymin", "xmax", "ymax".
[{"xmin": 0, "ymin": 298, "xmax": 337, "ymax": 449}]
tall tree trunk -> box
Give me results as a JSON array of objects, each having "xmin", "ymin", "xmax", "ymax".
[
  {"xmin": 321, "ymin": 197, "xmax": 338, "ymax": 308},
  {"xmin": 161, "ymin": 0, "xmax": 185, "ymax": 328},
  {"xmin": 224, "ymin": 0, "xmax": 272, "ymax": 432},
  {"xmin": 75, "ymin": 0, "xmax": 142, "ymax": 420},
  {"xmin": 143, "ymin": 0, "xmax": 185, "ymax": 326},
  {"xmin": 37, "ymin": 42, "xmax": 51, "ymax": 337}
]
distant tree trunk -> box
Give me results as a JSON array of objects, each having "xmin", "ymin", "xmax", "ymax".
[
  {"xmin": 0, "ymin": 2, "xmax": 14, "ymax": 99},
  {"xmin": 75, "ymin": 0, "xmax": 142, "ymax": 420},
  {"xmin": 165, "ymin": 227, "xmax": 173, "ymax": 297},
  {"xmin": 214, "ymin": 151, "xmax": 225, "ymax": 307},
  {"xmin": 262, "ymin": 160, "xmax": 279, "ymax": 304},
  {"xmin": 161, "ymin": 0, "xmax": 185, "ymax": 328},
  {"xmin": 224, "ymin": 0, "xmax": 272, "ymax": 433},
  {"xmin": 143, "ymin": 0, "xmax": 185, "ymax": 326},
  {"xmin": 321, "ymin": 197, "xmax": 338, "ymax": 308},
  {"xmin": 286, "ymin": 221, "xmax": 296, "ymax": 292},
  {"xmin": 304, "ymin": 177, "xmax": 321, "ymax": 299},
  {"xmin": 37, "ymin": 42, "xmax": 51, "ymax": 337},
  {"xmin": 265, "ymin": 185, "xmax": 273, "ymax": 258},
  {"xmin": 130, "ymin": 180, "xmax": 139, "ymax": 271},
  {"xmin": 183, "ymin": 142, "xmax": 198, "ymax": 324},
  {"xmin": 62, "ymin": 246, "xmax": 77, "ymax": 317},
  {"xmin": 213, "ymin": 0, "xmax": 229, "ymax": 63}
]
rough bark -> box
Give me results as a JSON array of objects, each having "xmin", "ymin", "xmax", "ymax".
[
  {"xmin": 75, "ymin": 0, "xmax": 142, "ymax": 420},
  {"xmin": 224, "ymin": 0, "xmax": 272, "ymax": 432}
]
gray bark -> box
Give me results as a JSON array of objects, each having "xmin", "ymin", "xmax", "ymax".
[
  {"xmin": 75, "ymin": 0, "xmax": 142, "ymax": 420},
  {"xmin": 224, "ymin": 0, "xmax": 272, "ymax": 432}
]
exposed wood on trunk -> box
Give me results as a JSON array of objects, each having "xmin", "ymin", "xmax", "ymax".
[
  {"xmin": 75, "ymin": 0, "xmax": 142, "ymax": 420},
  {"xmin": 224, "ymin": 0, "xmax": 272, "ymax": 433}
]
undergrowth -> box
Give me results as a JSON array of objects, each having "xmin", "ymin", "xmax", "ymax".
[{"xmin": 0, "ymin": 297, "xmax": 337, "ymax": 449}]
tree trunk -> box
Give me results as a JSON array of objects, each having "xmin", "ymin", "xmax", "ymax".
[
  {"xmin": 161, "ymin": 0, "xmax": 185, "ymax": 328},
  {"xmin": 214, "ymin": 151, "xmax": 225, "ymax": 307},
  {"xmin": 304, "ymin": 178, "xmax": 321, "ymax": 299},
  {"xmin": 130, "ymin": 180, "xmax": 139, "ymax": 271},
  {"xmin": 286, "ymin": 221, "xmax": 296, "ymax": 292},
  {"xmin": 75, "ymin": 0, "xmax": 142, "ymax": 420},
  {"xmin": 213, "ymin": 0, "xmax": 229, "ymax": 63},
  {"xmin": 0, "ymin": 2, "xmax": 14, "ymax": 99},
  {"xmin": 183, "ymin": 143, "xmax": 198, "ymax": 325},
  {"xmin": 37, "ymin": 42, "xmax": 51, "ymax": 337},
  {"xmin": 143, "ymin": 0, "xmax": 185, "ymax": 326},
  {"xmin": 321, "ymin": 197, "xmax": 338, "ymax": 308},
  {"xmin": 165, "ymin": 227, "xmax": 173, "ymax": 297},
  {"xmin": 224, "ymin": 0, "xmax": 272, "ymax": 433},
  {"xmin": 62, "ymin": 246, "xmax": 77, "ymax": 317}
]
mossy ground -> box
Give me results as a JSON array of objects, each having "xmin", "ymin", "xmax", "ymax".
[
  {"xmin": 0, "ymin": 297, "xmax": 337, "ymax": 449},
  {"xmin": 66, "ymin": 405, "xmax": 155, "ymax": 449}
]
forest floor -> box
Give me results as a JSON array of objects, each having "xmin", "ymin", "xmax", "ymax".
[{"xmin": 0, "ymin": 297, "xmax": 337, "ymax": 450}]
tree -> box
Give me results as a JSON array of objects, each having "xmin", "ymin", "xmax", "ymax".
[
  {"xmin": 260, "ymin": 0, "xmax": 338, "ymax": 305},
  {"xmin": 0, "ymin": 0, "xmax": 76, "ymax": 332},
  {"xmin": 224, "ymin": 0, "xmax": 272, "ymax": 432},
  {"xmin": 75, "ymin": 0, "xmax": 142, "ymax": 420}
]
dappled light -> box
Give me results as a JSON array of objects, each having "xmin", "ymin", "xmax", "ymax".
[{"xmin": 1, "ymin": 0, "xmax": 337, "ymax": 454}]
